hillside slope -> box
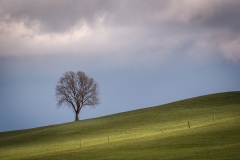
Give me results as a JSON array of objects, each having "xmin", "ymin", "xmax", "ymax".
[{"xmin": 0, "ymin": 91, "xmax": 240, "ymax": 160}]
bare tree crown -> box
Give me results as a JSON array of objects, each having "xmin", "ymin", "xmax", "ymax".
[{"xmin": 55, "ymin": 71, "xmax": 99, "ymax": 121}]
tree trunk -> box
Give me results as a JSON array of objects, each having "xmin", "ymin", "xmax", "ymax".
[
  {"xmin": 75, "ymin": 105, "xmax": 81, "ymax": 121},
  {"xmin": 75, "ymin": 113, "xmax": 79, "ymax": 121}
]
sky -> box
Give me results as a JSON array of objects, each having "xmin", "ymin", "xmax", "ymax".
[{"xmin": 0, "ymin": 0, "xmax": 240, "ymax": 132}]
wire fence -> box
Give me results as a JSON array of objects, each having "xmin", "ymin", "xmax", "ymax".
[{"xmin": 78, "ymin": 115, "xmax": 220, "ymax": 148}]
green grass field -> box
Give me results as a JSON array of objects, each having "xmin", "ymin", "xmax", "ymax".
[{"xmin": 1, "ymin": 91, "xmax": 240, "ymax": 160}]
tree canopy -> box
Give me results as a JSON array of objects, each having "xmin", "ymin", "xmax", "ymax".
[{"xmin": 55, "ymin": 71, "xmax": 100, "ymax": 121}]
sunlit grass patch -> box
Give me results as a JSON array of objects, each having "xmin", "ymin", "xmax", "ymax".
[{"xmin": 0, "ymin": 92, "xmax": 240, "ymax": 160}]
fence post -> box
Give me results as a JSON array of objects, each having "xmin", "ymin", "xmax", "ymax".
[
  {"xmin": 213, "ymin": 115, "xmax": 215, "ymax": 120},
  {"xmin": 188, "ymin": 121, "xmax": 191, "ymax": 128}
]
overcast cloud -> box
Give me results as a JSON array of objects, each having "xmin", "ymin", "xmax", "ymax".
[
  {"xmin": 0, "ymin": 0, "xmax": 240, "ymax": 131},
  {"xmin": 1, "ymin": 0, "xmax": 240, "ymax": 65}
]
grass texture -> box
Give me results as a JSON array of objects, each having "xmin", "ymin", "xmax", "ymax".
[{"xmin": 0, "ymin": 91, "xmax": 240, "ymax": 159}]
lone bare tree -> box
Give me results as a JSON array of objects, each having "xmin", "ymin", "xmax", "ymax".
[{"xmin": 55, "ymin": 71, "xmax": 100, "ymax": 121}]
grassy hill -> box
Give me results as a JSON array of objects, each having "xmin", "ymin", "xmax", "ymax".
[{"xmin": 0, "ymin": 91, "xmax": 240, "ymax": 160}]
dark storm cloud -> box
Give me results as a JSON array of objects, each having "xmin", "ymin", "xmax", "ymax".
[
  {"xmin": 0, "ymin": 0, "xmax": 240, "ymax": 62},
  {"xmin": 0, "ymin": 0, "xmax": 169, "ymax": 32},
  {"xmin": 0, "ymin": 0, "xmax": 111, "ymax": 32},
  {"xmin": 191, "ymin": 0, "xmax": 240, "ymax": 32},
  {"xmin": 1, "ymin": 0, "xmax": 240, "ymax": 31}
]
